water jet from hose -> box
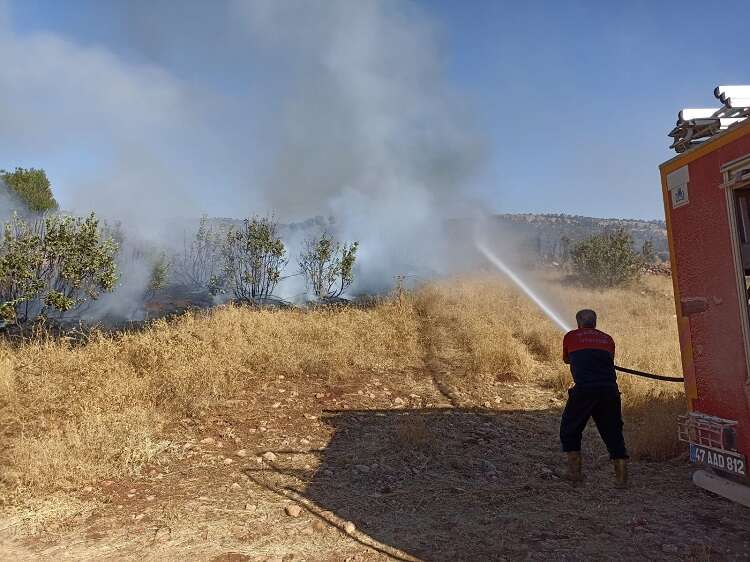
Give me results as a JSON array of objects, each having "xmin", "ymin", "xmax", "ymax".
[{"xmin": 473, "ymin": 222, "xmax": 571, "ymax": 332}]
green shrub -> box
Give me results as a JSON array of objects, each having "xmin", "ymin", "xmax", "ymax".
[
  {"xmin": 148, "ymin": 253, "xmax": 171, "ymax": 295},
  {"xmin": 571, "ymin": 228, "xmax": 641, "ymax": 287},
  {"xmin": 298, "ymin": 232, "xmax": 358, "ymax": 299},
  {"xmin": 0, "ymin": 167, "xmax": 58, "ymax": 213},
  {"xmin": 222, "ymin": 216, "xmax": 287, "ymax": 302},
  {"xmin": 0, "ymin": 212, "xmax": 118, "ymax": 324}
]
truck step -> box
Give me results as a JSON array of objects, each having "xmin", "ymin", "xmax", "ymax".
[{"xmin": 693, "ymin": 470, "xmax": 750, "ymax": 508}]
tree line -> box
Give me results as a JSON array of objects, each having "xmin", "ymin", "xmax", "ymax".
[{"xmin": 0, "ymin": 168, "xmax": 359, "ymax": 327}]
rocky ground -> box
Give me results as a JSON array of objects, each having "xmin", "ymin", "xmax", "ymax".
[{"xmin": 2, "ymin": 359, "xmax": 750, "ymax": 562}]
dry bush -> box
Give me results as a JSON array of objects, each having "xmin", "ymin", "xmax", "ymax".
[
  {"xmin": 0, "ymin": 300, "xmax": 421, "ymax": 502},
  {"xmin": 6, "ymin": 408, "xmax": 167, "ymax": 495}
]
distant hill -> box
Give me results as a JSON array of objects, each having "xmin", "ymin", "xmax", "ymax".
[
  {"xmin": 208, "ymin": 213, "xmax": 670, "ymax": 263},
  {"xmin": 491, "ymin": 213, "xmax": 669, "ymax": 261}
]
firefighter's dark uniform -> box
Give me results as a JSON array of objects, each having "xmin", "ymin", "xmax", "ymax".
[{"xmin": 560, "ymin": 328, "xmax": 628, "ymax": 460}]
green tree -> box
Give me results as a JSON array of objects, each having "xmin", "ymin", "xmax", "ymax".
[
  {"xmin": 298, "ymin": 232, "xmax": 358, "ymax": 299},
  {"xmin": 0, "ymin": 168, "xmax": 58, "ymax": 213},
  {"xmin": 222, "ymin": 216, "xmax": 287, "ymax": 302},
  {"xmin": 571, "ymin": 228, "xmax": 641, "ymax": 287},
  {"xmin": 0, "ymin": 212, "xmax": 118, "ymax": 324}
]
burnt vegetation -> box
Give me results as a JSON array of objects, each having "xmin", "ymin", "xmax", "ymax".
[{"xmin": 0, "ymin": 169, "xmax": 365, "ymax": 329}]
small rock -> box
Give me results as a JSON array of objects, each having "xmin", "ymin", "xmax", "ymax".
[
  {"xmin": 481, "ymin": 460, "xmax": 497, "ymax": 474},
  {"xmin": 300, "ymin": 439, "xmax": 310, "ymax": 445},
  {"xmin": 285, "ymin": 504, "xmax": 303, "ymax": 518},
  {"xmin": 312, "ymin": 520, "xmax": 327, "ymax": 532},
  {"xmin": 354, "ymin": 464, "xmax": 370, "ymax": 473},
  {"xmin": 200, "ymin": 437, "xmax": 215, "ymax": 444},
  {"xmin": 393, "ymin": 397, "xmax": 405, "ymax": 405},
  {"xmin": 272, "ymin": 402, "xmax": 282, "ymax": 408},
  {"xmin": 343, "ymin": 521, "xmax": 356, "ymax": 534},
  {"xmin": 315, "ymin": 393, "xmax": 325, "ymax": 399},
  {"xmin": 146, "ymin": 495, "xmax": 156, "ymax": 501},
  {"xmin": 236, "ymin": 449, "xmax": 248, "ymax": 457},
  {"xmin": 134, "ymin": 513, "xmax": 145, "ymax": 521},
  {"xmin": 230, "ymin": 482, "xmax": 242, "ymax": 491},
  {"xmin": 262, "ymin": 451, "xmax": 277, "ymax": 462},
  {"xmin": 127, "ymin": 493, "xmax": 136, "ymax": 499},
  {"xmin": 83, "ymin": 486, "xmax": 94, "ymax": 493},
  {"xmin": 154, "ymin": 526, "xmax": 171, "ymax": 542},
  {"xmin": 304, "ymin": 414, "xmax": 317, "ymax": 420},
  {"xmin": 244, "ymin": 503, "xmax": 257, "ymax": 512},
  {"xmin": 224, "ymin": 458, "xmax": 234, "ymax": 465},
  {"xmin": 128, "ymin": 488, "xmax": 137, "ymax": 494}
]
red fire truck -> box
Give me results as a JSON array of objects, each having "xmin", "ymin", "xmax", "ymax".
[{"xmin": 661, "ymin": 85, "xmax": 750, "ymax": 506}]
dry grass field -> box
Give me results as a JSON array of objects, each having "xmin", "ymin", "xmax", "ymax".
[{"xmin": 2, "ymin": 272, "xmax": 748, "ymax": 561}]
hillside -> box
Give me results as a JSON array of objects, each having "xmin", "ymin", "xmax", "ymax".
[
  {"xmin": 493, "ymin": 214, "xmax": 669, "ymax": 261},
  {"xmin": 209, "ymin": 213, "xmax": 669, "ymax": 263}
]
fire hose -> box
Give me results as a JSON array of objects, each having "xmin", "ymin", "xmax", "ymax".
[
  {"xmin": 614, "ymin": 365, "xmax": 684, "ymax": 383},
  {"xmin": 473, "ymin": 234, "xmax": 688, "ymax": 384}
]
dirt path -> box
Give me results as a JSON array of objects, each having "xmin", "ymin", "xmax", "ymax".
[{"xmin": 3, "ymin": 312, "xmax": 750, "ymax": 560}]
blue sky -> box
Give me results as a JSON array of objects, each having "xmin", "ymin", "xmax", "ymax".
[{"xmin": 2, "ymin": 0, "xmax": 747, "ymax": 221}]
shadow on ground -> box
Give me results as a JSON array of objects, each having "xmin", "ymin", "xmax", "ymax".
[{"xmin": 246, "ymin": 407, "xmax": 750, "ymax": 561}]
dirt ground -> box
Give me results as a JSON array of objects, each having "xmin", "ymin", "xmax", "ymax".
[{"xmin": 2, "ymin": 324, "xmax": 750, "ymax": 561}]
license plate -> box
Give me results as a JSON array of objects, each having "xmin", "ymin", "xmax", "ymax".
[{"xmin": 690, "ymin": 443, "xmax": 747, "ymax": 477}]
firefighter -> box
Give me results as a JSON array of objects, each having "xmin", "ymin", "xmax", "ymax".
[{"xmin": 560, "ymin": 309, "xmax": 628, "ymax": 487}]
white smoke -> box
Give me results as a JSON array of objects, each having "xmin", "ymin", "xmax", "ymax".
[
  {"xmin": 0, "ymin": 1, "xmax": 486, "ymax": 306},
  {"xmin": 234, "ymin": 0, "xmax": 485, "ymax": 292}
]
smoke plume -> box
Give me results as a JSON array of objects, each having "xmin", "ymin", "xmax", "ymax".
[
  {"xmin": 0, "ymin": 0, "xmax": 485, "ymax": 301},
  {"xmin": 233, "ymin": 0, "xmax": 485, "ymax": 291}
]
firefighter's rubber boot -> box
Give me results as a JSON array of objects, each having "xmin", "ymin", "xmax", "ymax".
[
  {"xmin": 613, "ymin": 459, "xmax": 628, "ymax": 489},
  {"xmin": 564, "ymin": 451, "xmax": 583, "ymax": 484}
]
